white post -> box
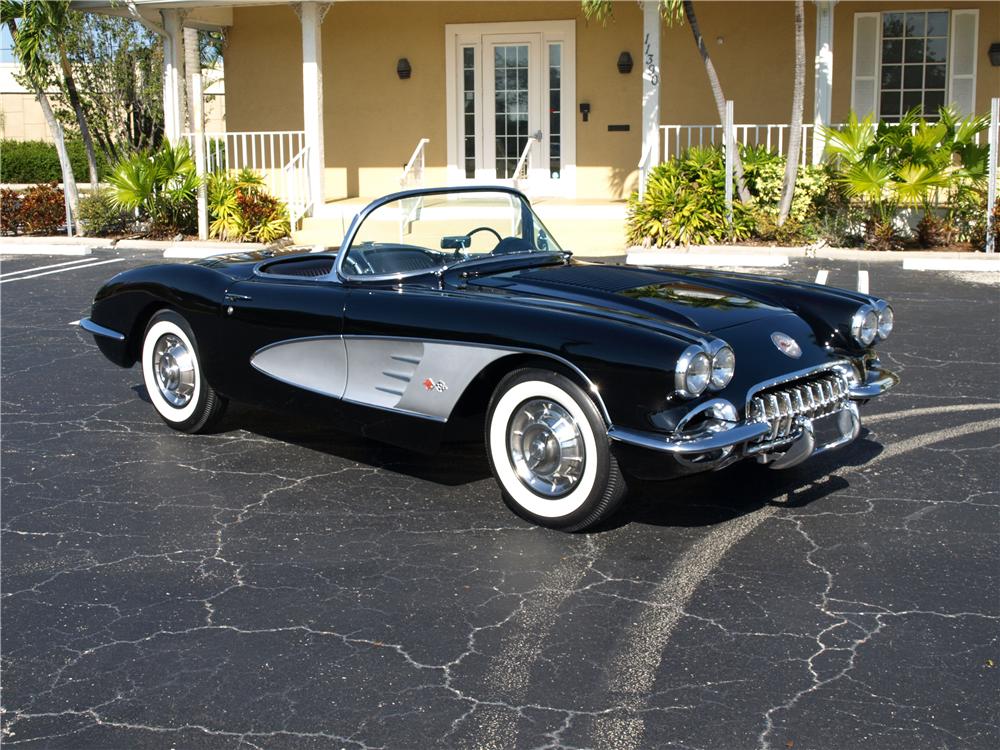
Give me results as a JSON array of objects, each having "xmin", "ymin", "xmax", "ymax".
[
  {"xmin": 987, "ymin": 97, "xmax": 998, "ymax": 254},
  {"xmin": 725, "ymin": 100, "xmax": 734, "ymax": 233},
  {"xmin": 642, "ymin": 1, "xmax": 661, "ymax": 168},
  {"xmin": 192, "ymin": 71, "xmax": 208, "ymax": 240},
  {"xmin": 300, "ymin": 2, "xmax": 327, "ymax": 216},
  {"xmin": 812, "ymin": 0, "xmax": 836, "ymax": 165},
  {"xmin": 161, "ymin": 9, "xmax": 186, "ymax": 143}
]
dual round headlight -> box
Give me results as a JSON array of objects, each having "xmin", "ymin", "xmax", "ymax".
[
  {"xmin": 676, "ymin": 342, "xmax": 735, "ymax": 398},
  {"xmin": 852, "ymin": 302, "xmax": 893, "ymax": 346}
]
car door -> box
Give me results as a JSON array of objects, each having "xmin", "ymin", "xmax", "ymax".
[{"xmin": 208, "ymin": 272, "xmax": 349, "ymax": 409}]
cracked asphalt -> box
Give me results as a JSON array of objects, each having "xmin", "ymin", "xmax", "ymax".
[{"xmin": 1, "ymin": 250, "xmax": 998, "ymax": 749}]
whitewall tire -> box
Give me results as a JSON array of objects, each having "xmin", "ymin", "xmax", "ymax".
[
  {"xmin": 486, "ymin": 369, "xmax": 626, "ymax": 531},
  {"xmin": 141, "ymin": 311, "xmax": 226, "ymax": 433}
]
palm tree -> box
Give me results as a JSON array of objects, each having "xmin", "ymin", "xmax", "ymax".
[
  {"xmin": 582, "ymin": 0, "xmax": 751, "ymax": 203},
  {"xmin": 777, "ymin": 0, "xmax": 805, "ymax": 225},
  {"xmin": 1, "ymin": 3, "xmax": 81, "ymax": 234},
  {"xmin": 8, "ymin": 1, "xmax": 100, "ymax": 186}
]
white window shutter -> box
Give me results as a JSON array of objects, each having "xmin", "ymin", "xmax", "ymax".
[
  {"xmin": 948, "ymin": 10, "xmax": 979, "ymax": 115},
  {"xmin": 851, "ymin": 13, "xmax": 880, "ymax": 119}
]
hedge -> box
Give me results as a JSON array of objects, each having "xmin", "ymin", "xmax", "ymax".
[{"xmin": 0, "ymin": 139, "xmax": 108, "ymax": 183}]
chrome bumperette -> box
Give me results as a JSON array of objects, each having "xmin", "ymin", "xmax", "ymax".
[
  {"xmin": 848, "ymin": 362, "xmax": 899, "ymax": 399},
  {"xmin": 79, "ymin": 318, "xmax": 125, "ymax": 341}
]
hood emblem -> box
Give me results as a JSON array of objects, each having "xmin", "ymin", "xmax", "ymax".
[{"xmin": 771, "ymin": 332, "xmax": 802, "ymax": 359}]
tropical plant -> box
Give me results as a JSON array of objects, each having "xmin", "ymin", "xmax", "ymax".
[
  {"xmin": 0, "ymin": 188, "xmax": 23, "ymax": 234},
  {"xmin": 16, "ymin": 183, "xmax": 66, "ymax": 234},
  {"xmin": 77, "ymin": 188, "xmax": 130, "ymax": 236},
  {"xmin": 208, "ymin": 169, "xmax": 289, "ymax": 243},
  {"xmin": 582, "ymin": 0, "xmax": 752, "ymax": 203},
  {"xmin": 627, "ymin": 147, "xmax": 754, "ymax": 247},
  {"xmin": 108, "ymin": 140, "xmax": 198, "ymax": 236}
]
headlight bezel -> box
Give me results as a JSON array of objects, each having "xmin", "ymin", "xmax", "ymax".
[
  {"xmin": 675, "ymin": 341, "xmax": 736, "ymax": 398},
  {"xmin": 850, "ymin": 304, "xmax": 879, "ymax": 346},
  {"xmin": 875, "ymin": 300, "xmax": 893, "ymax": 340}
]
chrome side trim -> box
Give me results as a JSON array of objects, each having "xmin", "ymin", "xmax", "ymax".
[
  {"xmin": 79, "ymin": 318, "xmax": 125, "ymax": 341},
  {"xmin": 608, "ymin": 422, "xmax": 771, "ymax": 455},
  {"xmin": 249, "ymin": 334, "xmax": 613, "ymax": 425},
  {"xmin": 849, "ymin": 364, "xmax": 899, "ymax": 399}
]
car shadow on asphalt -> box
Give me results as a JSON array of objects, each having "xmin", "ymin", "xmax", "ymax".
[{"xmin": 135, "ymin": 384, "xmax": 886, "ymax": 529}]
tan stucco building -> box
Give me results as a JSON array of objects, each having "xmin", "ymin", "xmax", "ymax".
[{"xmin": 71, "ymin": 0, "xmax": 998, "ymax": 231}]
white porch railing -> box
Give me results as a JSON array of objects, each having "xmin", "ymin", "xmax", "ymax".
[
  {"xmin": 400, "ymin": 138, "xmax": 430, "ymax": 188},
  {"xmin": 182, "ymin": 130, "xmax": 311, "ymax": 225},
  {"xmin": 660, "ymin": 123, "xmax": 835, "ymax": 166},
  {"xmin": 513, "ymin": 131, "xmax": 543, "ymax": 189}
]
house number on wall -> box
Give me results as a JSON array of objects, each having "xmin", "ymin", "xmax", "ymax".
[{"xmin": 644, "ymin": 33, "xmax": 659, "ymax": 86}]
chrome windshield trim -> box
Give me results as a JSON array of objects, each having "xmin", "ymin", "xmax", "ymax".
[{"xmin": 79, "ymin": 318, "xmax": 125, "ymax": 341}]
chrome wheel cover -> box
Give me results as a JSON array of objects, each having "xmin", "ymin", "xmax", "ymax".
[
  {"xmin": 507, "ymin": 399, "xmax": 585, "ymax": 497},
  {"xmin": 151, "ymin": 333, "xmax": 195, "ymax": 408}
]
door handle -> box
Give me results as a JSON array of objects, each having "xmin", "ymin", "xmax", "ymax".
[{"xmin": 224, "ymin": 293, "xmax": 252, "ymax": 302}]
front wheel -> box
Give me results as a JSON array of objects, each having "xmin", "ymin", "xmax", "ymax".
[
  {"xmin": 141, "ymin": 310, "xmax": 226, "ymax": 433},
  {"xmin": 486, "ymin": 369, "xmax": 626, "ymax": 532}
]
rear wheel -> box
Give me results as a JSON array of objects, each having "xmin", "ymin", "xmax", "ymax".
[
  {"xmin": 141, "ymin": 311, "xmax": 226, "ymax": 433},
  {"xmin": 486, "ymin": 369, "xmax": 626, "ymax": 532}
]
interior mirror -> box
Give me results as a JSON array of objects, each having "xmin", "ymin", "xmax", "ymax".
[{"xmin": 441, "ymin": 235, "xmax": 471, "ymax": 250}]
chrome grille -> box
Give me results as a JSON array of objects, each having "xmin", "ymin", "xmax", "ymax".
[{"xmin": 748, "ymin": 372, "xmax": 849, "ymax": 445}]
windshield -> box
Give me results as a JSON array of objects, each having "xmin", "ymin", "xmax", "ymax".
[{"xmin": 340, "ymin": 189, "xmax": 563, "ymax": 278}]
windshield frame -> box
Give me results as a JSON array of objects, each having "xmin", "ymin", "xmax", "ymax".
[{"xmin": 331, "ymin": 186, "xmax": 564, "ymax": 284}]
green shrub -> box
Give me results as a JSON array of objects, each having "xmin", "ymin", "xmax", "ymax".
[
  {"xmin": 0, "ymin": 139, "xmax": 107, "ymax": 183},
  {"xmin": 628, "ymin": 147, "xmax": 753, "ymax": 247},
  {"xmin": 17, "ymin": 183, "xmax": 66, "ymax": 234},
  {"xmin": 208, "ymin": 169, "xmax": 290, "ymax": 243},
  {"xmin": 108, "ymin": 141, "xmax": 197, "ymax": 236},
  {"xmin": 1, "ymin": 188, "xmax": 23, "ymax": 234},
  {"xmin": 77, "ymin": 188, "xmax": 131, "ymax": 236}
]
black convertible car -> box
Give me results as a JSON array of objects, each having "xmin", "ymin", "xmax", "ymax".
[{"xmin": 81, "ymin": 186, "xmax": 897, "ymax": 531}]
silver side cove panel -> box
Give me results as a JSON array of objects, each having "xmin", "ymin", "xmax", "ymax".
[{"xmin": 250, "ymin": 336, "xmax": 512, "ymax": 422}]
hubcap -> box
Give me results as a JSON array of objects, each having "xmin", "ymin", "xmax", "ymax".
[
  {"xmin": 152, "ymin": 333, "xmax": 195, "ymax": 407},
  {"xmin": 508, "ymin": 399, "xmax": 585, "ymax": 497}
]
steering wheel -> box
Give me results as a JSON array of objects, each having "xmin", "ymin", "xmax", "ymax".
[{"xmin": 465, "ymin": 226, "xmax": 504, "ymax": 245}]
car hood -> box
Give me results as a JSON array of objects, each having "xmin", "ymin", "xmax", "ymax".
[{"xmin": 469, "ymin": 263, "xmax": 791, "ymax": 334}]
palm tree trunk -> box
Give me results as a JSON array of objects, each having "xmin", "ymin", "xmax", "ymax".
[
  {"xmin": 5, "ymin": 19, "xmax": 81, "ymax": 235},
  {"xmin": 57, "ymin": 47, "xmax": 99, "ymax": 186},
  {"xmin": 777, "ymin": 0, "xmax": 805, "ymax": 226},
  {"xmin": 682, "ymin": 1, "xmax": 751, "ymax": 204}
]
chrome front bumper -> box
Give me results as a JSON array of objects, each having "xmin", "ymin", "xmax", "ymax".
[
  {"xmin": 79, "ymin": 317, "xmax": 125, "ymax": 341},
  {"xmin": 608, "ymin": 362, "xmax": 898, "ymax": 464}
]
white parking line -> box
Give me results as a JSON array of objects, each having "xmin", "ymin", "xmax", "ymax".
[
  {"xmin": 0, "ymin": 257, "xmax": 124, "ymax": 284},
  {"xmin": 903, "ymin": 258, "xmax": 1000, "ymax": 272},
  {"xmin": 857, "ymin": 269, "xmax": 869, "ymax": 294},
  {"xmin": 0, "ymin": 257, "xmax": 96, "ymax": 279},
  {"xmin": 814, "ymin": 269, "xmax": 829, "ymax": 285}
]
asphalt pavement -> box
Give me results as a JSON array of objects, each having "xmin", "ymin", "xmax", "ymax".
[{"xmin": 1, "ymin": 249, "xmax": 998, "ymax": 749}]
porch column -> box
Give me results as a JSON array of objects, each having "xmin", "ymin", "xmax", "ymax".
[
  {"xmin": 161, "ymin": 9, "xmax": 186, "ymax": 143},
  {"xmin": 642, "ymin": 1, "xmax": 662, "ymax": 167},
  {"xmin": 811, "ymin": 0, "xmax": 836, "ymax": 165},
  {"xmin": 300, "ymin": 2, "xmax": 329, "ymax": 215}
]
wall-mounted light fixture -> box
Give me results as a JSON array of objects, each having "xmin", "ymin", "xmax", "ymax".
[
  {"xmin": 989, "ymin": 42, "xmax": 1000, "ymax": 67},
  {"xmin": 617, "ymin": 51, "xmax": 633, "ymax": 74},
  {"xmin": 397, "ymin": 58, "xmax": 412, "ymax": 79}
]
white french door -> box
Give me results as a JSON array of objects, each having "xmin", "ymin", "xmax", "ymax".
[
  {"xmin": 447, "ymin": 21, "xmax": 576, "ymax": 196},
  {"xmin": 483, "ymin": 34, "xmax": 542, "ymax": 181}
]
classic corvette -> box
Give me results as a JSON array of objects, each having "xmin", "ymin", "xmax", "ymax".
[{"xmin": 81, "ymin": 186, "xmax": 898, "ymax": 531}]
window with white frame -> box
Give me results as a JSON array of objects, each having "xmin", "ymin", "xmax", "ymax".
[{"xmin": 852, "ymin": 9, "xmax": 979, "ymax": 121}]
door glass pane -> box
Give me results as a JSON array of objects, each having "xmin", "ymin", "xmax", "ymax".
[
  {"xmin": 494, "ymin": 44, "xmax": 530, "ymax": 179},
  {"xmin": 462, "ymin": 47, "xmax": 476, "ymax": 178},
  {"xmin": 549, "ymin": 43, "xmax": 561, "ymax": 179}
]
